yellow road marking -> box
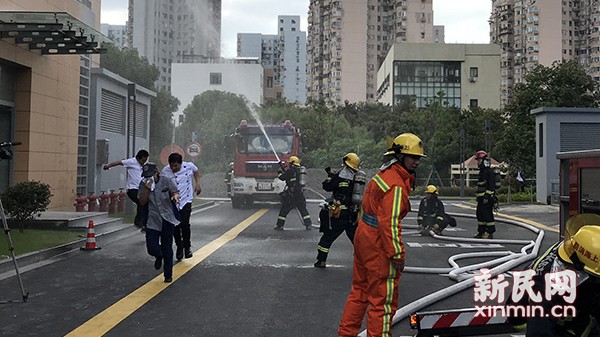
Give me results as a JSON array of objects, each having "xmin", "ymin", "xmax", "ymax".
[
  {"xmin": 65, "ymin": 208, "xmax": 269, "ymax": 337},
  {"xmin": 453, "ymin": 203, "xmax": 558, "ymax": 233}
]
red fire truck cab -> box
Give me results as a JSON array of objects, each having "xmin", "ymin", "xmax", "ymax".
[{"xmin": 229, "ymin": 119, "xmax": 302, "ymax": 208}]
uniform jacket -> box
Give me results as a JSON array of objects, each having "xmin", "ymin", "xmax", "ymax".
[
  {"xmin": 476, "ymin": 164, "xmax": 496, "ymax": 200},
  {"xmin": 278, "ymin": 165, "xmax": 303, "ymax": 195},
  {"xmin": 417, "ymin": 196, "xmax": 445, "ymax": 226},
  {"xmin": 322, "ymin": 166, "xmax": 355, "ymax": 207},
  {"xmin": 360, "ymin": 162, "xmax": 414, "ymax": 263}
]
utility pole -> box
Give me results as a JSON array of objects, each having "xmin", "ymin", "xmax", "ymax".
[
  {"xmin": 459, "ymin": 128, "xmax": 465, "ymax": 197},
  {"xmin": 485, "ymin": 120, "xmax": 492, "ymax": 154}
]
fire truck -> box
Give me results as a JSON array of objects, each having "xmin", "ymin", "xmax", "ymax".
[{"xmin": 228, "ymin": 119, "xmax": 303, "ymax": 208}]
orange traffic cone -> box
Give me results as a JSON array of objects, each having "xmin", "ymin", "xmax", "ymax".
[{"xmin": 81, "ymin": 219, "xmax": 101, "ymax": 250}]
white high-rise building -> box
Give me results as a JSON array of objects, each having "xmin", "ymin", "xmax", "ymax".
[
  {"xmin": 129, "ymin": 0, "xmax": 221, "ymax": 90},
  {"xmin": 238, "ymin": 15, "xmax": 307, "ymax": 104},
  {"xmin": 101, "ymin": 24, "xmax": 126, "ymax": 48}
]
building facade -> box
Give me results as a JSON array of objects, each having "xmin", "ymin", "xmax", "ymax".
[
  {"xmin": 377, "ymin": 43, "xmax": 501, "ymax": 110},
  {"xmin": 0, "ymin": 0, "xmax": 107, "ymax": 209},
  {"xmin": 237, "ymin": 15, "xmax": 306, "ymax": 104},
  {"xmin": 490, "ymin": 0, "xmax": 600, "ymax": 107},
  {"xmin": 129, "ymin": 0, "xmax": 221, "ymax": 90},
  {"xmin": 101, "ymin": 23, "xmax": 127, "ymax": 48},
  {"xmin": 171, "ymin": 58, "xmax": 264, "ymax": 124},
  {"xmin": 306, "ymin": 0, "xmax": 437, "ymax": 105}
]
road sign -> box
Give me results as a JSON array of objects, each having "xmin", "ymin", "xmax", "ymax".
[
  {"xmin": 186, "ymin": 142, "xmax": 202, "ymax": 157},
  {"xmin": 160, "ymin": 144, "xmax": 185, "ymax": 166}
]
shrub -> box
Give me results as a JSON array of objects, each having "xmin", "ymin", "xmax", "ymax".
[{"xmin": 1, "ymin": 181, "xmax": 53, "ymax": 221}]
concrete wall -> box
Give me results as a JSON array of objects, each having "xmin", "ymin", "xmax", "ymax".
[{"xmin": 89, "ymin": 68, "xmax": 155, "ymax": 195}]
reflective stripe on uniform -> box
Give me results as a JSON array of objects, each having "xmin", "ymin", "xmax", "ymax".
[
  {"xmin": 391, "ymin": 186, "xmax": 403, "ymax": 258},
  {"xmin": 362, "ymin": 213, "xmax": 378, "ymax": 227},
  {"xmin": 382, "ymin": 261, "xmax": 397, "ymax": 335},
  {"xmin": 339, "ymin": 181, "xmax": 350, "ymax": 187},
  {"xmin": 317, "ymin": 245, "xmax": 329, "ymax": 253},
  {"xmin": 303, "ymin": 215, "xmax": 311, "ymax": 220},
  {"xmin": 278, "ymin": 216, "xmax": 286, "ymax": 221},
  {"xmin": 373, "ymin": 174, "xmax": 390, "ymax": 192}
]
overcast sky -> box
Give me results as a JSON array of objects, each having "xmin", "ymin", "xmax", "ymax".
[{"xmin": 101, "ymin": 0, "xmax": 491, "ymax": 57}]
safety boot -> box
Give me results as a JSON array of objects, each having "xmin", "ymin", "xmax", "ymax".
[
  {"xmin": 273, "ymin": 225, "xmax": 284, "ymax": 230},
  {"xmin": 482, "ymin": 232, "xmax": 490, "ymax": 239},
  {"xmin": 176, "ymin": 246, "xmax": 184, "ymax": 261},
  {"xmin": 305, "ymin": 223, "xmax": 312, "ymax": 230},
  {"xmin": 314, "ymin": 260, "xmax": 326, "ymax": 268},
  {"xmin": 473, "ymin": 233, "xmax": 484, "ymax": 239},
  {"xmin": 184, "ymin": 247, "xmax": 193, "ymax": 258}
]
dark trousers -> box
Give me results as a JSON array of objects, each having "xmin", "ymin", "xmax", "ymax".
[
  {"xmin": 476, "ymin": 198, "xmax": 495, "ymax": 234},
  {"xmin": 174, "ymin": 202, "xmax": 192, "ymax": 249},
  {"xmin": 276, "ymin": 192, "xmax": 312, "ymax": 227},
  {"xmin": 145, "ymin": 221, "xmax": 174, "ymax": 278},
  {"xmin": 127, "ymin": 189, "xmax": 148, "ymax": 228},
  {"xmin": 316, "ymin": 210, "xmax": 355, "ymax": 262}
]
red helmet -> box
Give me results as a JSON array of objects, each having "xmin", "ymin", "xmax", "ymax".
[{"xmin": 475, "ymin": 150, "xmax": 488, "ymax": 159}]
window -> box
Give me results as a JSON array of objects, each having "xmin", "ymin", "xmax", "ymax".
[
  {"xmin": 470, "ymin": 99, "xmax": 479, "ymax": 108},
  {"xmin": 470, "ymin": 67, "xmax": 479, "ymax": 78},
  {"xmin": 210, "ymin": 72, "xmax": 222, "ymax": 85},
  {"xmin": 538, "ymin": 123, "xmax": 544, "ymax": 157}
]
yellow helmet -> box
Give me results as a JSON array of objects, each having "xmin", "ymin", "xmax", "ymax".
[
  {"xmin": 289, "ymin": 156, "xmax": 301, "ymax": 166},
  {"xmin": 384, "ymin": 133, "xmax": 426, "ymax": 157},
  {"xmin": 343, "ymin": 153, "xmax": 360, "ymax": 170},
  {"xmin": 558, "ymin": 225, "xmax": 600, "ymax": 277},
  {"xmin": 425, "ymin": 185, "xmax": 438, "ymax": 194}
]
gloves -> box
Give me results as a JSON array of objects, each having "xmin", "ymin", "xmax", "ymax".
[{"xmin": 391, "ymin": 258, "xmax": 405, "ymax": 271}]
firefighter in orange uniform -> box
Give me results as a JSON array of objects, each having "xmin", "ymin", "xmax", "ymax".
[{"xmin": 338, "ymin": 133, "xmax": 426, "ymax": 337}]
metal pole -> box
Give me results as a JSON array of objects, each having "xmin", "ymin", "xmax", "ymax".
[
  {"xmin": 0, "ymin": 198, "xmax": 28, "ymax": 303},
  {"xmin": 128, "ymin": 83, "xmax": 137, "ymax": 155},
  {"xmin": 459, "ymin": 129, "xmax": 465, "ymax": 197}
]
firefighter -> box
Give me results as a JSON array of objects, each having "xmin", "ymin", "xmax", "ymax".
[
  {"xmin": 338, "ymin": 133, "xmax": 425, "ymax": 337},
  {"xmin": 274, "ymin": 156, "xmax": 312, "ymax": 230},
  {"xmin": 507, "ymin": 219, "xmax": 600, "ymax": 336},
  {"xmin": 314, "ymin": 153, "xmax": 362, "ymax": 268},
  {"xmin": 473, "ymin": 150, "xmax": 497, "ymax": 239},
  {"xmin": 417, "ymin": 185, "xmax": 456, "ymax": 236}
]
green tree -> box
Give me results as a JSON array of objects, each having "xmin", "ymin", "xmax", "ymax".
[
  {"xmin": 496, "ymin": 60, "xmax": 600, "ymax": 175},
  {"xmin": 100, "ymin": 44, "xmax": 159, "ymax": 89},
  {"xmin": 150, "ymin": 89, "xmax": 180, "ymax": 156},
  {"xmin": 176, "ymin": 91, "xmax": 252, "ymax": 172}
]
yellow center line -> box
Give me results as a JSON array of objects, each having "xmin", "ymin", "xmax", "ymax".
[
  {"xmin": 452, "ymin": 203, "xmax": 558, "ymax": 233},
  {"xmin": 65, "ymin": 208, "xmax": 269, "ymax": 337}
]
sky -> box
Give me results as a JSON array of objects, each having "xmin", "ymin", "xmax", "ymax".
[{"xmin": 100, "ymin": 0, "xmax": 491, "ymax": 58}]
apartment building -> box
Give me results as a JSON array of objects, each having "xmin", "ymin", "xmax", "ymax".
[
  {"xmin": 101, "ymin": 23, "xmax": 127, "ymax": 48},
  {"xmin": 490, "ymin": 0, "xmax": 600, "ymax": 106},
  {"xmin": 307, "ymin": 0, "xmax": 436, "ymax": 105},
  {"xmin": 377, "ymin": 43, "xmax": 501, "ymax": 110},
  {"xmin": 129, "ymin": 0, "xmax": 221, "ymax": 90},
  {"xmin": 237, "ymin": 16, "xmax": 307, "ymax": 104}
]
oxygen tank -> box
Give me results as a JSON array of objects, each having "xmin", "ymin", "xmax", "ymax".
[
  {"xmin": 351, "ymin": 170, "xmax": 367, "ymax": 205},
  {"xmin": 298, "ymin": 165, "xmax": 307, "ymax": 187}
]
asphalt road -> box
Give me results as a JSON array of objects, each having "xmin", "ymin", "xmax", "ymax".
[{"xmin": 0, "ymin": 199, "xmax": 560, "ymax": 337}]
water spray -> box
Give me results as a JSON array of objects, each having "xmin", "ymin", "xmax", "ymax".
[{"xmin": 248, "ymin": 107, "xmax": 281, "ymax": 163}]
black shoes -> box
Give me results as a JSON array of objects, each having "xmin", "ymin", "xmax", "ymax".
[
  {"xmin": 185, "ymin": 247, "xmax": 193, "ymax": 259},
  {"xmin": 176, "ymin": 247, "xmax": 184, "ymax": 261},
  {"xmin": 305, "ymin": 224, "xmax": 312, "ymax": 230},
  {"xmin": 154, "ymin": 256, "xmax": 162, "ymax": 270},
  {"xmin": 164, "ymin": 277, "xmax": 172, "ymax": 283},
  {"xmin": 473, "ymin": 233, "xmax": 484, "ymax": 239},
  {"xmin": 314, "ymin": 260, "xmax": 326, "ymax": 268},
  {"xmin": 274, "ymin": 225, "xmax": 284, "ymax": 230}
]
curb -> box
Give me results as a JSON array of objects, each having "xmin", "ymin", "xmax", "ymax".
[{"xmin": 0, "ymin": 201, "xmax": 217, "ymax": 276}]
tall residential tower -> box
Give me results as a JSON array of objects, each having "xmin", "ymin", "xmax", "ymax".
[
  {"xmin": 129, "ymin": 0, "xmax": 221, "ymax": 90},
  {"xmin": 306, "ymin": 0, "xmax": 436, "ymax": 104},
  {"xmin": 490, "ymin": 0, "xmax": 600, "ymax": 106}
]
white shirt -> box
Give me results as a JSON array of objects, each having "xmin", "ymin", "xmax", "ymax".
[
  {"xmin": 161, "ymin": 161, "xmax": 199, "ymax": 209},
  {"xmin": 122, "ymin": 157, "xmax": 143, "ymax": 190}
]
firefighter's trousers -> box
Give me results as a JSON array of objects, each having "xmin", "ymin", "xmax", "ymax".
[
  {"xmin": 316, "ymin": 210, "xmax": 355, "ymax": 262},
  {"xmin": 476, "ymin": 197, "xmax": 495, "ymax": 234},
  {"xmin": 338, "ymin": 223, "xmax": 401, "ymax": 337},
  {"xmin": 276, "ymin": 192, "xmax": 311, "ymax": 227}
]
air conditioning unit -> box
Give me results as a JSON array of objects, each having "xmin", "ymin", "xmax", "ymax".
[{"xmin": 468, "ymin": 76, "xmax": 477, "ymax": 82}]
